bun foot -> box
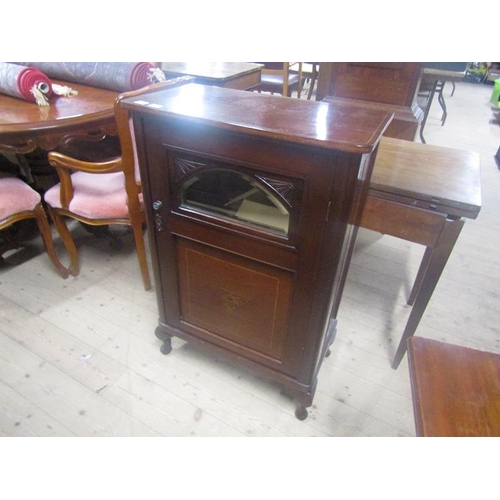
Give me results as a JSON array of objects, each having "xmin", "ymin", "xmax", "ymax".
[
  {"xmin": 295, "ymin": 406, "xmax": 308, "ymax": 421},
  {"xmin": 155, "ymin": 326, "xmax": 173, "ymax": 355},
  {"xmin": 160, "ymin": 339, "xmax": 172, "ymax": 355}
]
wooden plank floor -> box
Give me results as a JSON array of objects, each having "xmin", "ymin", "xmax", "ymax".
[{"xmin": 1, "ymin": 81, "xmax": 499, "ymax": 437}]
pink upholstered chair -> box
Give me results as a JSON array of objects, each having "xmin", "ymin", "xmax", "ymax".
[
  {"xmin": 0, "ymin": 171, "xmax": 68, "ymax": 277},
  {"xmin": 44, "ymin": 76, "xmax": 193, "ymax": 291}
]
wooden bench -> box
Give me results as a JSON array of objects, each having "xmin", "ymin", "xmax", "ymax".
[{"xmin": 408, "ymin": 337, "xmax": 500, "ymax": 436}]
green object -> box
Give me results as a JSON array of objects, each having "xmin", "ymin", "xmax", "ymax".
[{"xmin": 490, "ymin": 79, "xmax": 500, "ymax": 107}]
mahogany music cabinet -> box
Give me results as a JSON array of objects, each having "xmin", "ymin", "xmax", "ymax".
[{"xmin": 121, "ymin": 84, "xmax": 392, "ymax": 419}]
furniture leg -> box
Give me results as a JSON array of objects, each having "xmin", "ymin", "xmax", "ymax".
[
  {"xmin": 419, "ymin": 82, "xmax": 438, "ymax": 144},
  {"xmin": 15, "ymin": 153, "xmax": 35, "ymax": 184},
  {"xmin": 436, "ymin": 81, "xmax": 448, "ymax": 125},
  {"xmin": 48, "ymin": 209, "xmax": 80, "ymax": 276},
  {"xmin": 307, "ymin": 63, "xmax": 318, "ymax": 100},
  {"xmin": 290, "ymin": 382, "xmax": 317, "ymax": 421},
  {"xmin": 296, "ymin": 63, "xmax": 303, "ymax": 99},
  {"xmin": 295, "ymin": 406, "xmax": 309, "ymax": 421},
  {"xmin": 155, "ymin": 325, "xmax": 173, "ymax": 355},
  {"xmin": 407, "ymin": 246, "xmax": 433, "ymax": 306},
  {"xmin": 33, "ymin": 203, "xmax": 69, "ymax": 278},
  {"xmin": 392, "ymin": 216, "xmax": 465, "ymax": 369},
  {"xmin": 131, "ymin": 219, "xmax": 152, "ymax": 290}
]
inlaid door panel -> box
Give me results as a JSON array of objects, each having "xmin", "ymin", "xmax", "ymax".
[{"xmin": 176, "ymin": 237, "xmax": 293, "ymax": 361}]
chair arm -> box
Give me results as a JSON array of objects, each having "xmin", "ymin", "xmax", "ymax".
[{"xmin": 47, "ymin": 151, "xmax": 123, "ymax": 209}]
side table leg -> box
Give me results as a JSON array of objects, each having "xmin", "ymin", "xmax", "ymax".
[
  {"xmin": 408, "ymin": 247, "xmax": 433, "ymax": 306},
  {"xmin": 392, "ymin": 217, "xmax": 465, "ymax": 369}
]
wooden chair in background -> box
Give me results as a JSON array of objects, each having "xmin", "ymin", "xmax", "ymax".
[
  {"xmin": 253, "ymin": 62, "xmax": 304, "ymax": 97},
  {"xmin": 316, "ymin": 62, "xmax": 423, "ymax": 141},
  {"xmin": 302, "ymin": 62, "xmax": 319, "ymax": 100},
  {"xmin": 44, "ymin": 77, "xmax": 193, "ymax": 291}
]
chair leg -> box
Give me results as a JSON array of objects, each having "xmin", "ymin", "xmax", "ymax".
[
  {"xmin": 307, "ymin": 64, "xmax": 318, "ymax": 100},
  {"xmin": 47, "ymin": 208, "xmax": 80, "ymax": 277},
  {"xmin": 33, "ymin": 203, "xmax": 69, "ymax": 279},
  {"xmin": 130, "ymin": 218, "xmax": 151, "ymax": 291}
]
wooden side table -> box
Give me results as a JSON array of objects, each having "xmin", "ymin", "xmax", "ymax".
[
  {"xmin": 360, "ymin": 137, "xmax": 482, "ymax": 368},
  {"xmin": 408, "ymin": 337, "xmax": 500, "ymax": 436},
  {"xmin": 161, "ymin": 62, "xmax": 263, "ymax": 90}
]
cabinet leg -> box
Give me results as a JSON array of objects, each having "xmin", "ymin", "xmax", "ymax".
[
  {"xmin": 155, "ymin": 326, "xmax": 173, "ymax": 355},
  {"xmin": 295, "ymin": 406, "xmax": 309, "ymax": 421},
  {"xmin": 160, "ymin": 338, "xmax": 172, "ymax": 355},
  {"xmin": 291, "ymin": 384, "xmax": 316, "ymax": 421}
]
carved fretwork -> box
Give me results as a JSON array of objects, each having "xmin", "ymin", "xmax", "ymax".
[
  {"xmin": 257, "ymin": 176, "xmax": 294, "ymax": 205},
  {"xmin": 175, "ymin": 157, "xmax": 207, "ymax": 179},
  {"xmin": 0, "ymin": 140, "xmax": 37, "ymax": 155},
  {"xmin": 58, "ymin": 122, "xmax": 118, "ymax": 151}
]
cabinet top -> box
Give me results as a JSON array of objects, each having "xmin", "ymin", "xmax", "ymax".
[{"xmin": 121, "ymin": 83, "xmax": 393, "ymax": 154}]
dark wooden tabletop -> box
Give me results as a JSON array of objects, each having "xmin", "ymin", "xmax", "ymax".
[
  {"xmin": 121, "ymin": 83, "xmax": 394, "ymax": 154},
  {"xmin": 161, "ymin": 62, "xmax": 263, "ymax": 82},
  {"xmin": 0, "ymin": 80, "xmax": 118, "ymax": 153},
  {"xmin": 421, "ymin": 67, "xmax": 466, "ymax": 83},
  {"xmin": 0, "ymin": 80, "xmax": 118, "ymax": 133},
  {"xmin": 408, "ymin": 336, "xmax": 500, "ymax": 437}
]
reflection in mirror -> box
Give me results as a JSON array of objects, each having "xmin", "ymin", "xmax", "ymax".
[{"xmin": 180, "ymin": 169, "xmax": 290, "ymax": 234}]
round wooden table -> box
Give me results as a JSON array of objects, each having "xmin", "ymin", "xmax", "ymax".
[
  {"xmin": 0, "ymin": 80, "xmax": 118, "ymax": 155},
  {"xmin": 0, "ymin": 81, "xmax": 121, "ymax": 252}
]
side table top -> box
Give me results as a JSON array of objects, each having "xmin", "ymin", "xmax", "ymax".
[
  {"xmin": 408, "ymin": 337, "xmax": 500, "ymax": 437},
  {"xmin": 372, "ymin": 137, "xmax": 481, "ymax": 219}
]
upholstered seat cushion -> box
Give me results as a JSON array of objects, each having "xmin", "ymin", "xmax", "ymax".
[
  {"xmin": 44, "ymin": 171, "xmax": 142, "ymax": 220},
  {"xmin": 0, "ymin": 172, "xmax": 41, "ymax": 222}
]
